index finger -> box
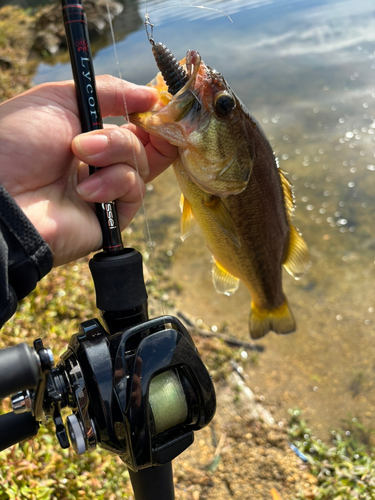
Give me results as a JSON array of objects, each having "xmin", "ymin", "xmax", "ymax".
[
  {"xmin": 127, "ymin": 124, "xmax": 179, "ymax": 182},
  {"xmin": 95, "ymin": 75, "xmax": 159, "ymax": 118}
]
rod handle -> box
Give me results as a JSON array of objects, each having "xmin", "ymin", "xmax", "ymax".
[
  {"xmin": 0, "ymin": 412, "xmax": 39, "ymax": 451},
  {"xmin": 0, "ymin": 343, "xmax": 40, "ymax": 399}
]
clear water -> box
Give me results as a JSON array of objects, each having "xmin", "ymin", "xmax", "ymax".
[{"xmin": 34, "ymin": 0, "xmax": 375, "ymax": 438}]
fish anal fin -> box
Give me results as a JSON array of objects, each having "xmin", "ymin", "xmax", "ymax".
[
  {"xmin": 180, "ymin": 194, "xmax": 196, "ymax": 241},
  {"xmin": 212, "ymin": 258, "xmax": 240, "ymax": 296},
  {"xmin": 203, "ymin": 195, "xmax": 241, "ymax": 248},
  {"xmin": 283, "ymin": 225, "xmax": 311, "ymax": 280},
  {"xmin": 249, "ymin": 300, "xmax": 296, "ymax": 339}
]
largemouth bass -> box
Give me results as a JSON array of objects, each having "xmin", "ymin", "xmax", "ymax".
[{"xmin": 130, "ymin": 48, "xmax": 310, "ymax": 339}]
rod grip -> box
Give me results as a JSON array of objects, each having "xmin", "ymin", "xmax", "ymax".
[
  {"xmin": 0, "ymin": 343, "xmax": 40, "ymax": 399},
  {"xmin": 89, "ymin": 249, "xmax": 147, "ymax": 311},
  {"xmin": 0, "ymin": 412, "xmax": 39, "ymax": 451}
]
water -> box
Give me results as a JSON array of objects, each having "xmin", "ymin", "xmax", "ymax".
[{"xmin": 33, "ymin": 0, "xmax": 375, "ymax": 438}]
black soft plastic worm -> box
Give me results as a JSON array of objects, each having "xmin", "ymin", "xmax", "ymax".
[{"xmin": 151, "ymin": 42, "xmax": 188, "ymax": 95}]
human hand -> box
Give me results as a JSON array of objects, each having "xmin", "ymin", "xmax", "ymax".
[{"xmin": 0, "ymin": 75, "xmax": 178, "ymax": 266}]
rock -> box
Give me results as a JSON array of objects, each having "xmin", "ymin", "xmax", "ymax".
[
  {"xmin": 30, "ymin": 0, "xmax": 123, "ymax": 56},
  {"xmin": 82, "ymin": 0, "xmax": 124, "ymax": 39},
  {"xmin": 31, "ymin": 31, "xmax": 62, "ymax": 56},
  {"xmin": 0, "ymin": 56, "xmax": 13, "ymax": 70}
]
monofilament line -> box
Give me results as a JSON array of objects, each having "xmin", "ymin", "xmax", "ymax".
[
  {"xmin": 105, "ymin": 1, "xmax": 167, "ymax": 318},
  {"xmin": 145, "ymin": 3, "xmax": 233, "ymax": 23}
]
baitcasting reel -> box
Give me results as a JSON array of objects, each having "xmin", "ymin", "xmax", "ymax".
[{"xmin": 0, "ymin": 249, "xmax": 216, "ymax": 473}]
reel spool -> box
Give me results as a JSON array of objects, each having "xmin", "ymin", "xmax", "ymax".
[{"xmin": 149, "ymin": 370, "xmax": 188, "ymax": 435}]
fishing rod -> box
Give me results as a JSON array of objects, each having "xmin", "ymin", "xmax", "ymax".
[
  {"xmin": 61, "ymin": 0, "xmax": 123, "ymax": 254},
  {"xmin": 0, "ymin": 3, "xmax": 216, "ymax": 500}
]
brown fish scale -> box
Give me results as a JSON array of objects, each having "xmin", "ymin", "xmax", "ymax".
[{"xmin": 220, "ymin": 120, "xmax": 290, "ymax": 310}]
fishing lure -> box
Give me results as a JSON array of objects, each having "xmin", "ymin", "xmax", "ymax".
[{"xmin": 145, "ymin": 14, "xmax": 188, "ymax": 95}]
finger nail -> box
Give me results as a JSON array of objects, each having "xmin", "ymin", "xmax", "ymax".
[
  {"xmin": 76, "ymin": 176, "xmax": 101, "ymax": 198},
  {"xmin": 74, "ymin": 133, "xmax": 108, "ymax": 156}
]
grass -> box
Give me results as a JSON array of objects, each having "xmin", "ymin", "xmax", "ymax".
[
  {"xmin": 0, "ymin": 430, "xmax": 130, "ymax": 500},
  {"xmin": 288, "ymin": 409, "xmax": 375, "ymax": 499}
]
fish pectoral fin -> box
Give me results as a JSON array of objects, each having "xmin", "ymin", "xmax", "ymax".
[
  {"xmin": 212, "ymin": 258, "xmax": 240, "ymax": 296},
  {"xmin": 283, "ymin": 225, "xmax": 311, "ymax": 280},
  {"xmin": 203, "ymin": 195, "xmax": 241, "ymax": 248},
  {"xmin": 249, "ymin": 300, "xmax": 296, "ymax": 339},
  {"xmin": 180, "ymin": 194, "xmax": 196, "ymax": 241}
]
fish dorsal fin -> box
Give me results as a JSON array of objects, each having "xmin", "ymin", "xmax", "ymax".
[
  {"xmin": 212, "ymin": 258, "xmax": 240, "ymax": 296},
  {"xmin": 279, "ymin": 168, "xmax": 295, "ymax": 222},
  {"xmin": 179, "ymin": 194, "xmax": 196, "ymax": 241},
  {"xmin": 279, "ymin": 167, "xmax": 310, "ymax": 279},
  {"xmin": 283, "ymin": 225, "xmax": 311, "ymax": 280},
  {"xmin": 203, "ymin": 195, "xmax": 241, "ymax": 248}
]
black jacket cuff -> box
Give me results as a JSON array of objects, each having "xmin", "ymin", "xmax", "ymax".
[{"xmin": 0, "ymin": 184, "xmax": 53, "ymax": 327}]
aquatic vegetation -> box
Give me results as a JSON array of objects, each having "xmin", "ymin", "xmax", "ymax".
[{"xmin": 288, "ymin": 409, "xmax": 375, "ymax": 499}]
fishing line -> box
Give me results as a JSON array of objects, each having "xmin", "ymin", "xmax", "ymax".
[
  {"xmin": 145, "ymin": 3, "xmax": 233, "ymax": 23},
  {"xmin": 105, "ymin": 1, "xmax": 167, "ymax": 319},
  {"xmin": 144, "ymin": 0, "xmax": 233, "ymax": 44}
]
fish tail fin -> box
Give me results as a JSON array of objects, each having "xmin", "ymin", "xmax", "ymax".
[{"xmin": 249, "ymin": 299, "xmax": 296, "ymax": 339}]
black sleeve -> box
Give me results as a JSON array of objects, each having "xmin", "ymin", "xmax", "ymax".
[{"xmin": 0, "ymin": 184, "xmax": 53, "ymax": 328}]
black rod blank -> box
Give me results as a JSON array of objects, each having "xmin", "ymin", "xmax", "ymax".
[{"xmin": 62, "ymin": 0, "xmax": 124, "ymax": 254}]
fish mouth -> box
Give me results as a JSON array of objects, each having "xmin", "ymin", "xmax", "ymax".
[
  {"xmin": 185, "ymin": 50, "xmax": 200, "ymax": 77},
  {"xmin": 165, "ymin": 50, "xmax": 203, "ymax": 123},
  {"xmin": 177, "ymin": 50, "xmax": 202, "ymax": 96},
  {"xmin": 128, "ymin": 49, "xmax": 205, "ymax": 144}
]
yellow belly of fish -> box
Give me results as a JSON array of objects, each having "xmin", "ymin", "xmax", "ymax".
[{"xmin": 173, "ymin": 159, "xmax": 277, "ymax": 306}]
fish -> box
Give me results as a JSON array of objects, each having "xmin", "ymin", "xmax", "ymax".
[{"xmin": 129, "ymin": 47, "xmax": 310, "ymax": 339}]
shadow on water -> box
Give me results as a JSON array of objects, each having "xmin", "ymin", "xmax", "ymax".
[{"xmin": 31, "ymin": 0, "xmax": 375, "ymax": 438}]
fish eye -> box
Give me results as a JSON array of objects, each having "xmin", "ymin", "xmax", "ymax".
[{"xmin": 214, "ymin": 92, "xmax": 236, "ymax": 117}]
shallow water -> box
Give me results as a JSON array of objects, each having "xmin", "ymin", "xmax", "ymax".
[{"xmin": 34, "ymin": 0, "xmax": 375, "ymax": 438}]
